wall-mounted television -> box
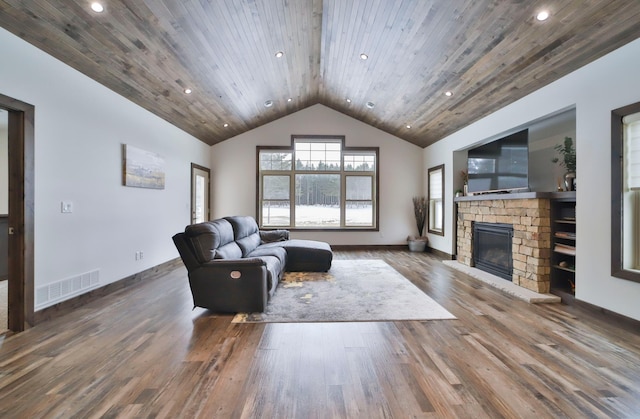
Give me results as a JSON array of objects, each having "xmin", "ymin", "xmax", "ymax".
[{"xmin": 467, "ymin": 129, "xmax": 529, "ymax": 194}]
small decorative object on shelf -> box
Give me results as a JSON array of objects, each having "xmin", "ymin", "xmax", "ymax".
[
  {"xmin": 460, "ymin": 171, "xmax": 468, "ymax": 195},
  {"xmin": 564, "ymin": 172, "xmax": 576, "ymax": 191},
  {"xmin": 407, "ymin": 196, "xmax": 428, "ymax": 252},
  {"xmin": 552, "ymin": 136, "xmax": 576, "ymax": 191}
]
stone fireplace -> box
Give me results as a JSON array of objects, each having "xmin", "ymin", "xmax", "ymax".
[{"xmin": 456, "ymin": 194, "xmax": 551, "ymax": 293}]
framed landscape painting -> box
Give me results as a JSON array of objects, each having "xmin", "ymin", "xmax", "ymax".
[{"xmin": 122, "ymin": 144, "xmax": 165, "ymax": 189}]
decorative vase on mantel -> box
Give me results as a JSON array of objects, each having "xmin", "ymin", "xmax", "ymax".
[
  {"xmin": 564, "ymin": 172, "xmax": 576, "ymax": 191},
  {"xmin": 552, "ymin": 137, "xmax": 576, "ymax": 192}
]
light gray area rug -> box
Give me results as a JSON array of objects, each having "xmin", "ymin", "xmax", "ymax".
[{"xmin": 232, "ymin": 259, "xmax": 456, "ymax": 323}]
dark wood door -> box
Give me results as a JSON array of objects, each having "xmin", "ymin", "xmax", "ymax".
[{"xmin": 1, "ymin": 93, "xmax": 35, "ymax": 332}]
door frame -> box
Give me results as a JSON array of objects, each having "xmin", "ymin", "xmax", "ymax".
[
  {"xmin": 1, "ymin": 93, "xmax": 34, "ymax": 332},
  {"xmin": 190, "ymin": 163, "xmax": 210, "ymax": 224}
]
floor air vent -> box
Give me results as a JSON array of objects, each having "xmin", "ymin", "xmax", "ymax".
[{"xmin": 35, "ymin": 269, "xmax": 100, "ymax": 309}]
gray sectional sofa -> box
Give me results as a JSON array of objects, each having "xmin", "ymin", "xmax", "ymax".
[{"xmin": 172, "ymin": 215, "xmax": 332, "ymax": 313}]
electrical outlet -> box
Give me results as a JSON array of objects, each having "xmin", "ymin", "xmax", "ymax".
[
  {"xmin": 61, "ymin": 201, "xmax": 73, "ymax": 213},
  {"xmin": 140, "ymin": 251, "xmax": 144, "ymax": 260},
  {"xmin": 135, "ymin": 251, "xmax": 140, "ymax": 260}
]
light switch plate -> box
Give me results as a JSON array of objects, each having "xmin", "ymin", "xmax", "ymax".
[{"xmin": 61, "ymin": 201, "xmax": 73, "ymax": 213}]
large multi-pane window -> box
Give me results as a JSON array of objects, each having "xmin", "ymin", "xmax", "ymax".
[
  {"xmin": 612, "ymin": 103, "xmax": 640, "ymax": 282},
  {"xmin": 428, "ymin": 164, "xmax": 444, "ymax": 235},
  {"xmin": 258, "ymin": 136, "xmax": 378, "ymax": 230}
]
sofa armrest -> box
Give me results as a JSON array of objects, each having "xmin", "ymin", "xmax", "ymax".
[
  {"xmin": 259, "ymin": 229, "xmax": 290, "ymax": 243},
  {"xmin": 172, "ymin": 232, "xmax": 200, "ymax": 272},
  {"xmin": 200, "ymin": 257, "xmax": 266, "ymax": 267},
  {"xmin": 188, "ymin": 258, "xmax": 269, "ymax": 313}
]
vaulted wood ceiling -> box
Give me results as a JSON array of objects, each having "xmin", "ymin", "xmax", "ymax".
[{"xmin": 1, "ymin": 0, "xmax": 639, "ymax": 147}]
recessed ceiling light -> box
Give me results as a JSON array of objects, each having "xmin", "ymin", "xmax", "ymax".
[
  {"xmin": 406, "ymin": 125, "xmax": 411, "ymax": 129},
  {"xmin": 366, "ymin": 101, "xmax": 375, "ymax": 109},
  {"xmin": 90, "ymin": 2, "xmax": 104, "ymax": 13},
  {"xmin": 184, "ymin": 88, "xmax": 192, "ymax": 94},
  {"xmin": 346, "ymin": 98, "xmax": 352, "ymax": 103},
  {"xmin": 445, "ymin": 91, "xmax": 453, "ymax": 97},
  {"xmin": 287, "ymin": 98, "xmax": 292, "ymax": 102},
  {"xmin": 360, "ymin": 53, "xmax": 368, "ymax": 60},
  {"xmin": 275, "ymin": 51, "xmax": 284, "ymax": 58},
  {"xmin": 223, "ymin": 123, "xmax": 229, "ymax": 128},
  {"xmin": 536, "ymin": 10, "xmax": 550, "ymax": 21},
  {"xmin": 264, "ymin": 100, "xmax": 274, "ymax": 108}
]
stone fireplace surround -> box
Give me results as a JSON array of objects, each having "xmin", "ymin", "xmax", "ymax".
[{"xmin": 455, "ymin": 193, "xmax": 561, "ymax": 293}]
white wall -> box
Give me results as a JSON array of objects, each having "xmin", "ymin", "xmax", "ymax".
[
  {"xmin": 211, "ymin": 104, "xmax": 424, "ymax": 245},
  {"xmin": 425, "ymin": 38, "xmax": 640, "ymax": 320},
  {"xmin": 0, "ymin": 27, "xmax": 210, "ymax": 308}
]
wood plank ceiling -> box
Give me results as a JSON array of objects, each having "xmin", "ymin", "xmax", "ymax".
[{"xmin": 0, "ymin": 0, "xmax": 639, "ymax": 147}]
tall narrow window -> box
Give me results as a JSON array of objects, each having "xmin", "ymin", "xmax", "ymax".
[
  {"xmin": 259, "ymin": 151, "xmax": 292, "ymax": 227},
  {"xmin": 611, "ymin": 103, "xmax": 640, "ymax": 282},
  {"xmin": 622, "ymin": 112, "xmax": 640, "ymax": 270},
  {"xmin": 344, "ymin": 151, "xmax": 376, "ymax": 227},
  {"xmin": 257, "ymin": 136, "xmax": 378, "ymax": 230},
  {"xmin": 428, "ymin": 164, "xmax": 444, "ymax": 235}
]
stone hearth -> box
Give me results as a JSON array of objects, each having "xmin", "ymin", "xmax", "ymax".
[{"xmin": 456, "ymin": 194, "xmax": 552, "ymax": 293}]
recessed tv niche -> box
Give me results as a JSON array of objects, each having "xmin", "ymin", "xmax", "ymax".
[{"xmin": 467, "ymin": 129, "xmax": 529, "ymax": 194}]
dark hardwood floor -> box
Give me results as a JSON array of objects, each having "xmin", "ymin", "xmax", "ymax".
[{"xmin": 1, "ymin": 249, "xmax": 639, "ymax": 418}]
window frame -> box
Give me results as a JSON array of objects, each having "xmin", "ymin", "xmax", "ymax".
[
  {"xmin": 257, "ymin": 135, "xmax": 379, "ymax": 231},
  {"xmin": 428, "ymin": 164, "xmax": 445, "ymax": 236},
  {"xmin": 611, "ymin": 101, "xmax": 640, "ymax": 283}
]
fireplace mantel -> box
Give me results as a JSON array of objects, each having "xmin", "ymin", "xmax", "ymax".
[{"xmin": 454, "ymin": 191, "xmax": 575, "ymax": 203}]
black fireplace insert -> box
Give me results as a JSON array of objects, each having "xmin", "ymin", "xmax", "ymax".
[{"xmin": 473, "ymin": 222, "xmax": 513, "ymax": 281}]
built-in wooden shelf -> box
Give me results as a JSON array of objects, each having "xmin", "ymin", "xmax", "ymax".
[
  {"xmin": 551, "ymin": 195, "xmax": 576, "ymax": 298},
  {"xmin": 553, "ymin": 264, "xmax": 576, "ymax": 273}
]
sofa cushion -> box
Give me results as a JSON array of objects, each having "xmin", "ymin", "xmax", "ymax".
[
  {"xmin": 258, "ymin": 255, "xmax": 285, "ymax": 296},
  {"xmin": 247, "ymin": 245, "xmax": 288, "ymax": 267},
  {"xmin": 225, "ymin": 216, "xmax": 259, "ymax": 239},
  {"xmin": 214, "ymin": 242, "xmax": 243, "ymax": 259},
  {"xmin": 236, "ymin": 232, "xmax": 262, "ymax": 257},
  {"xmin": 281, "ymin": 239, "xmax": 333, "ymax": 272},
  {"xmin": 185, "ymin": 219, "xmax": 235, "ymax": 263}
]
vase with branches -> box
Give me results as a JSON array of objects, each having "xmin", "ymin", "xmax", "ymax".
[{"xmin": 408, "ymin": 196, "xmax": 428, "ymax": 251}]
